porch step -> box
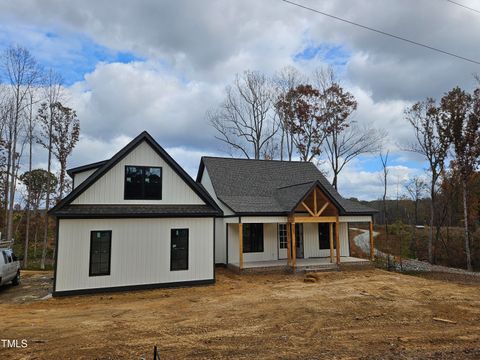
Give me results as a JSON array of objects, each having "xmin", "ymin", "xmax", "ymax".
[
  {"xmin": 338, "ymin": 261, "xmax": 374, "ymax": 271},
  {"xmin": 302, "ymin": 265, "xmax": 338, "ymax": 273}
]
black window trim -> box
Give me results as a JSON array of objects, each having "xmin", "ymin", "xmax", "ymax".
[
  {"xmin": 243, "ymin": 223, "xmax": 264, "ymax": 253},
  {"xmin": 170, "ymin": 228, "xmax": 189, "ymax": 271},
  {"xmin": 124, "ymin": 165, "xmax": 163, "ymax": 200},
  {"xmin": 89, "ymin": 230, "xmax": 112, "ymax": 277},
  {"xmin": 318, "ymin": 223, "xmax": 336, "ymax": 250}
]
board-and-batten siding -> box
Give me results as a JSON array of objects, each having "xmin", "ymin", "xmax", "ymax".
[
  {"xmin": 73, "ymin": 168, "xmax": 98, "ymax": 189},
  {"xmin": 200, "ymin": 169, "xmax": 233, "ymax": 216},
  {"xmin": 303, "ymin": 222, "xmax": 349, "ymax": 258},
  {"xmin": 55, "ymin": 218, "xmax": 214, "ymax": 292},
  {"xmin": 72, "ymin": 141, "xmax": 204, "ymax": 205},
  {"xmin": 214, "ymin": 218, "xmax": 226, "ymax": 264},
  {"xmin": 227, "ymin": 223, "xmax": 278, "ymax": 264}
]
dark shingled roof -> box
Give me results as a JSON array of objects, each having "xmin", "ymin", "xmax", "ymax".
[
  {"xmin": 66, "ymin": 160, "xmax": 108, "ymax": 178},
  {"xmin": 53, "ymin": 205, "xmax": 219, "ymax": 218},
  {"xmin": 198, "ymin": 157, "xmax": 377, "ymax": 216}
]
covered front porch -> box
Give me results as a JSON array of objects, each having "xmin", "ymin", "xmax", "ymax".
[
  {"xmin": 225, "ymin": 184, "xmax": 376, "ymax": 272},
  {"xmin": 229, "ymin": 256, "xmax": 370, "ymax": 272}
]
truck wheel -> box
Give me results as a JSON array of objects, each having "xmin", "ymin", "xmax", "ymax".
[{"xmin": 12, "ymin": 271, "xmax": 20, "ymax": 286}]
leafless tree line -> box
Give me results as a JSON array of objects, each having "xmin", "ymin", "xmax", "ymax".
[
  {"xmin": 0, "ymin": 45, "xmax": 80, "ymax": 269},
  {"xmin": 208, "ymin": 66, "xmax": 384, "ymax": 191}
]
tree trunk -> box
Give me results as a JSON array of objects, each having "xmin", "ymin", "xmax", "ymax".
[
  {"xmin": 41, "ymin": 114, "xmax": 53, "ymax": 270},
  {"xmin": 462, "ymin": 179, "xmax": 472, "ymax": 271},
  {"xmin": 3, "ymin": 139, "xmax": 11, "ymax": 239},
  {"xmin": 6, "ymin": 131, "xmax": 17, "ymax": 243},
  {"xmin": 33, "ymin": 212, "xmax": 39, "ymax": 258},
  {"xmin": 428, "ymin": 184, "xmax": 435, "ymax": 264},
  {"xmin": 24, "ymin": 99, "xmax": 34, "ymax": 268},
  {"xmin": 332, "ymin": 173, "xmax": 338, "ymax": 190}
]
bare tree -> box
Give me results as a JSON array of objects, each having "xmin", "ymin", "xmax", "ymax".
[
  {"xmin": 209, "ymin": 71, "xmax": 278, "ymax": 159},
  {"xmin": 405, "ymin": 98, "xmax": 450, "ymax": 264},
  {"xmin": 19, "ymin": 169, "xmax": 57, "ymax": 260},
  {"xmin": 23, "ymin": 89, "xmax": 39, "ymax": 267},
  {"xmin": 405, "ymin": 176, "xmax": 428, "ymax": 257},
  {"xmin": 379, "ymin": 151, "xmax": 390, "ymax": 267},
  {"xmin": 405, "ymin": 176, "xmax": 427, "ymax": 226},
  {"xmin": 324, "ymin": 123, "xmax": 384, "ymax": 190},
  {"xmin": 1, "ymin": 45, "xmax": 41, "ymax": 243},
  {"xmin": 440, "ymin": 86, "xmax": 480, "ymax": 271},
  {"xmin": 273, "ymin": 66, "xmax": 305, "ymax": 160},
  {"xmin": 50, "ymin": 103, "xmax": 80, "ymax": 201},
  {"xmin": 37, "ymin": 69, "xmax": 63, "ymax": 269},
  {"xmin": 276, "ymin": 84, "xmax": 330, "ymax": 162}
]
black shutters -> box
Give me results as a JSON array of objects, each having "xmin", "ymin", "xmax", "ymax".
[
  {"xmin": 243, "ymin": 223, "xmax": 264, "ymax": 253},
  {"xmin": 124, "ymin": 166, "xmax": 162, "ymax": 200},
  {"xmin": 171, "ymin": 229, "xmax": 189, "ymax": 271},
  {"xmin": 319, "ymin": 223, "xmax": 336, "ymax": 249},
  {"xmin": 89, "ymin": 231, "xmax": 112, "ymax": 276}
]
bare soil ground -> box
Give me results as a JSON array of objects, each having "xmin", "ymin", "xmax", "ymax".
[
  {"xmin": 0, "ymin": 270, "xmax": 52, "ymax": 304},
  {"xmin": 1, "ymin": 268, "xmax": 480, "ymax": 360}
]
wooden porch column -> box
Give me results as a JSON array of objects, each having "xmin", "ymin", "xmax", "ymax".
[
  {"xmin": 329, "ymin": 222, "xmax": 334, "ymax": 263},
  {"xmin": 286, "ymin": 222, "xmax": 291, "ymax": 266},
  {"xmin": 335, "ymin": 216, "xmax": 341, "ymax": 265},
  {"xmin": 239, "ymin": 222, "xmax": 243, "ymax": 270},
  {"xmin": 291, "ymin": 222, "xmax": 296, "ymax": 270},
  {"xmin": 369, "ymin": 221, "xmax": 375, "ymax": 261}
]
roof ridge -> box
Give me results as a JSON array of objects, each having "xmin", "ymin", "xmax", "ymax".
[
  {"xmin": 202, "ymin": 156, "xmax": 314, "ymax": 164},
  {"xmin": 276, "ymin": 180, "xmax": 317, "ymax": 190}
]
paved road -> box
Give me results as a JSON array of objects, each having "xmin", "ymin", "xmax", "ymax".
[{"xmin": 350, "ymin": 227, "xmax": 382, "ymax": 256}]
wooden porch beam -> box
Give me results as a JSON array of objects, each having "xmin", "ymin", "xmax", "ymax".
[
  {"xmin": 301, "ymin": 201, "xmax": 316, "ymax": 217},
  {"xmin": 290, "ymin": 216, "xmax": 337, "ymax": 223},
  {"xmin": 314, "ymin": 188, "xmax": 317, "ymax": 214},
  {"xmin": 291, "ymin": 222, "xmax": 296, "ymax": 270},
  {"xmin": 329, "ymin": 222, "xmax": 334, "ymax": 263},
  {"xmin": 317, "ymin": 202, "xmax": 329, "ymax": 216},
  {"xmin": 369, "ymin": 221, "xmax": 375, "ymax": 261},
  {"xmin": 239, "ymin": 222, "xmax": 243, "ymax": 270},
  {"xmin": 286, "ymin": 222, "xmax": 291, "ymax": 266},
  {"xmin": 335, "ymin": 216, "xmax": 340, "ymax": 265}
]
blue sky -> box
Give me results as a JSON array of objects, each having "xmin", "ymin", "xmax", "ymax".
[{"xmin": 0, "ymin": 24, "xmax": 142, "ymax": 85}]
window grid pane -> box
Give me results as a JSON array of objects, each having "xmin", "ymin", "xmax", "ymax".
[
  {"xmin": 278, "ymin": 224, "xmax": 287, "ymax": 249},
  {"xmin": 89, "ymin": 231, "xmax": 111, "ymax": 276},
  {"xmin": 171, "ymin": 228, "xmax": 189, "ymax": 271},
  {"xmin": 124, "ymin": 166, "xmax": 162, "ymax": 200}
]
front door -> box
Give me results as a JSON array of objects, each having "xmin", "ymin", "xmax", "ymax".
[{"xmin": 295, "ymin": 223, "xmax": 304, "ymax": 259}]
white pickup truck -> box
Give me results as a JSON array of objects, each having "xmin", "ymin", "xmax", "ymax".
[{"xmin": 0, "ymin": 247, "xmax": 21, "ymax": 286}]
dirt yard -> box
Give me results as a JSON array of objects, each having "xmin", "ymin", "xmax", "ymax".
[{"xmin": 1, "ymin": 268, "xmax": 480, "ymax": 360}]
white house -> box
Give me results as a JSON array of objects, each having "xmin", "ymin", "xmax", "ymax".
[
  {"xmin": 197, "ymin": 157, "xmax": 377, "ymax": 271},
  {"xmin": 51, "ymin": 131, "xmax": 377, "ymax": 296},
  {"xmin": 50, "ymin": 131, "xmax": 222, "ymax": 296}
]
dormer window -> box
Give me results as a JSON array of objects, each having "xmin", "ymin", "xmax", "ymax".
[{"xmin": 124, "ymin": 166, "xmax": 162, "ymax": 200}]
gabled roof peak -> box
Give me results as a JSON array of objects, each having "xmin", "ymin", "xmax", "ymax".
[{"xmin": 51, "ymin": 131, "xmax": 222, "ymax": 216}]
